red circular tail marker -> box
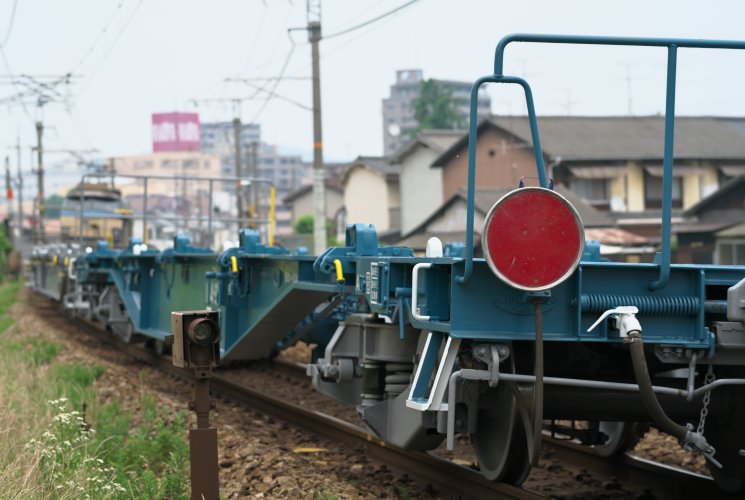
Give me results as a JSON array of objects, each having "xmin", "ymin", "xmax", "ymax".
[{"xmin": 482, "ymin": 187, "xmax": 584, "ymax": 291}]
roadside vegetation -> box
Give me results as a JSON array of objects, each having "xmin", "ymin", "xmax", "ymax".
[{"xmin": 0, "ymin": 281, "xmax": 189, "ymax": 499}]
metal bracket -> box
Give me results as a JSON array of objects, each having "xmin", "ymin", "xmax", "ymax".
[
  {"xmin": 406, "ymin": 332, "xmax": 461, "ymax": 411},
  {"xmin": 411, "ymin": 263, "xmax": 432, "ymax": 321},
  {"xmin": 587, "ymin": 306, "xmax": 641, "ymax": 338}
]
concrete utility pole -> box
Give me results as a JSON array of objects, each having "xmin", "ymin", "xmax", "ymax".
[
  {"xmin": 4, "ymin": 156, "xmax": 12, "ymax": 239},
  {"xmin": 35, "ymin": 120, "xmax": 45, "ymax": 243},
  {"xmin": 233, "ymin": 117, "xmax": 243, "ymax": 224},
  {"xmin": 309, "ymin": 18, "xmax": 327, "ymax": 255},
  {"xmin": 250, "ymin": 141, "xmax": 258, "ymax": 225},
  {"xmin": 15, "ymin": 138, "xmax": 23, "ymax": 239}
]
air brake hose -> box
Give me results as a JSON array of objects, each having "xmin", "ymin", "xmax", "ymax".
[{"xmin": 626, "ymin": 331, "xmax": 688, "ymax": 441}]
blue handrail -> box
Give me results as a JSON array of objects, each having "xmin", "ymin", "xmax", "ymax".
[{"xmin": 457, "ymin": 34, "xmax": 745, "ymax": 290}]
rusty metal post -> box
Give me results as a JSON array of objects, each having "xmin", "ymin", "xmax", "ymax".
[
  {"xmin": 189, "ymin": 375, "xmax": 219, "ymax": 500},
  {"xmin": 170, "ymin": 311, "xmax": 221, "ymax": 500}
]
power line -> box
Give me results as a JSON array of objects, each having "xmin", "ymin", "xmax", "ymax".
[
  {"xmin": 70, "ymin": 1, "xmax": 127, "ymax": 74},
  {"xmin": 75, "ymin": 0, "xmax": 145, "ymax": 100},
  {"xmin": 230, "ymin": 78, "xmax": 311, "ymax": 111},
  {"xmin": 248, "ymin": 44, "xmax": 296, "ymax": 123},
  {"xmin": 323, "ymin": 0, "xmax": 422, "ymax": 40},
  {"xmin": 1, "ymin": 0, "xmax": 20, "ymax": 47}
]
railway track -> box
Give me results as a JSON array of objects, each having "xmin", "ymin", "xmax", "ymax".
[
  {"xmin": 42, "ymin": 295, "xmax": 724, "ymax": 499},
  {"xmin": 269, "ymin": 359, "xmax": 724, "ymax": 499},
  {"xmin": 60, "ymin": 308, "xmax": 542, "ymax": 499}
]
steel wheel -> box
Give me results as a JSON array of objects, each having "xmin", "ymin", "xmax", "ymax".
[
  {"xmin": 471, "ymin": 382, "xmax": 532, "ymax": 484},
  {"xmin": 591, "ymin": 421, "xmax": 642, "ymax": 457}
]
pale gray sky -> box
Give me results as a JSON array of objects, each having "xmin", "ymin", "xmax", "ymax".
[{"xmin": 2, "ymin": 0, "xmax": 745, "ymax": 195}]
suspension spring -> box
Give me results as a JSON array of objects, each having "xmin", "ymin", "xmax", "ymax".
[
  {"xmin": 384, "ymin": 362, "xmax": 413, "ymax": 397},
  {"xmin": 580, "ymin": 294, "xmax": 699, "ymax": 315}
]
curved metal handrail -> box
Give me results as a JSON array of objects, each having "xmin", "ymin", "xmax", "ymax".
[{"xmin": 458, "ymin": 34, "xmax": 745, "ymax": 289}]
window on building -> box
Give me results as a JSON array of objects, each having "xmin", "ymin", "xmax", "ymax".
[
  {"xmin": 716, "ymin": 240, "xmax": 745, "ymax": 265},
  {"xmin": 134, "ymin": 160, "xmax": 153, "ymax": 170},
  {"xmin": 203, "ymin": 160, "xmax": 211, "ymax": 169},
  {"xmin": 644, "ymin": 172, "xmax": 682, "ymax": 209},
  {"xmin": 182, "ymin": 159, "xmax": 198, "ymax": 169},
  {"xmin": 162, "ymin": 160, "xmax": 176, "ymax": 169},
  {"xmin": 569, "ymin": 178, "xmax": 609, "ymax": 206}
]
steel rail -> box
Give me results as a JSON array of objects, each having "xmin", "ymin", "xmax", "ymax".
[
  {"xmin": 60, "ymin": 309, "xmax": 544, "ymax": 500},
  {"xmin": 543, "ymin": 438, "xmax": 719, "ymax": 499},
  {"xmin": 38, "ymin": 293, "xmax": 721, "ymax": 499},
  {"xmin": 274, "ymin": 357, "xmax": 723, "ymax": 498}
]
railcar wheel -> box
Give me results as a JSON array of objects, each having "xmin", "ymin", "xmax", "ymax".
[
  {"xmin": 471, "ymin": 383, "xmax": 532, "ymax": 484},
  {"xmin": 591, "ymin": 421, "xmax": 643, "ymax": 457}
]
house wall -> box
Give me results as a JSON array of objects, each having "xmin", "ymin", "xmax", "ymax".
[
  {"xmin": 609, "ymin": 175, "xmax": 626, "ymax": 211},
  {"xmin": 291, "ymin": 189, "xmax": 344, "ymax": 223},
  {"xmin": 386, "ymin": 180, "xmax": 401, "ymax": 230},
  {"xmin": 700, "ymin": 162, "xmax": 719, "ymax": 199},
  {"xmin": 426, "ymin": 198, "xmax": 485, "ymax": 234},
  {"xmin": 399, "ymin": 146, "xmax": 444, "ymax": 234},
  {"xmin": 683, "ymin": 174, "xmax": 700, "ymax": 210},
  {"xmin": 440, "ymin": 128, "xmax": 537, "ymax": 201},
  {"xmin": 627, "ymin": 162, "xmax": 645, "ymax": 211},
  {"xmin": 344, "ymin": 167, "xmax": 390, "ymax": 231}
]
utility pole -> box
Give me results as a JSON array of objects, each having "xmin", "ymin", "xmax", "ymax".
[
  {"xmin": 308, "ymin": 2, "xmax": 327, "ymax": 255},
  {"xmin": 15, "ymin": 137, "xmax": 23, "ymax": 240},
  {"xmin": 35, "ymin": 120, "xmax": 45, "ymax": 243},
  {"xmin": 4, "ymin": 156, "xmax": 12, "ymax": 241},
  {"xmin": 233, "ymin": 117, "xmax": 243, "ymax": 224},
  {"xmin": 250, "ymin": 141, "xmax": 258, "ymax": 225}
]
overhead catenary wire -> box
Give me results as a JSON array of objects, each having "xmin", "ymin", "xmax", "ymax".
[
  {"xmin": 247, "ymin": 43, "xmax": 296, "ymax": 123},
  {"xmin": 69, "ymin": 1, "xmax": 127, "ymax": 75},
  {"xmin": 323, "ymin": 0, "xmax": 422, "ymax": 40},
  {"xmin": 237, "ymin": 79, "xmax": 311, "ymax": 111},
  {"xmin": 74, "ymin": 0, "xmax": 145, "ymax": 101},
  {"xmin": 0, "ymin": 46, "xmax": 33, "ymax": 123},
  {"xmin": 1, "ymin": 0, "xmax": 20, "ymax": 47}
]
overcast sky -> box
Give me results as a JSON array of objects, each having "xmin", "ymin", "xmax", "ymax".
[{"xmin": 3, "ymin": 0, "xmax": 745, "ymax": 194}]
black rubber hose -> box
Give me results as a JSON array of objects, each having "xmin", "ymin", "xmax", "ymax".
[{"xmin": 627, "ymin": 332, "xmax": 688, "ymax": 441}]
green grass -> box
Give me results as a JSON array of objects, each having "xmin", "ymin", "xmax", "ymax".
[
  {"xmin": 314, "ymin": 490, "xmax": 341, "ymax": 500},
  {"xmin": 0, "ymin": 279, "xmax": 21, "ymax": 315},
  {"xmin": 0, "ymin": 281, "xmax": 190, "ymax": 499},
  {"xmin": 94, "ymin": 394, "xmax": 189, "ymax": 498},
  {"xmin": 2, "ymin": 337, "xmax": 63, "ymax": 366},
  {"xmin": 0, "ymin": 314, "xmax": 15, "ymax": 333}
]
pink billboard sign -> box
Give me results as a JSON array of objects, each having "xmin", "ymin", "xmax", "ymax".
[{"xmin": 152, "ymin": 112, "xmax": 201, "ymax": 152}]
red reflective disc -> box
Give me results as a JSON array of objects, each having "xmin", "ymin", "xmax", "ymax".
[{"xmin": 482, "ymin": 188, "xmax": 584, "ymax": 291}]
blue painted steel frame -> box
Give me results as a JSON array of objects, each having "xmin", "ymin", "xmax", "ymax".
[{"xmin": 459, "ymin": 34, "xmax": 745, "ymax": 290}]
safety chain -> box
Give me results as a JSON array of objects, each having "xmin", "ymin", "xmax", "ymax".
[{"xmin": 696, "ymin": 364, "xmax": 716, "ymax": 435}]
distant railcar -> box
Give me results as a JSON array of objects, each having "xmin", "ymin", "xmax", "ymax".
[{"xmin": 59, "ymin": 182, "xmax": 133, "ymax": 248}]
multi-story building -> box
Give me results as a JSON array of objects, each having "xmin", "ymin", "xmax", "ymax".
[
  {"xmin": 382, "ymin": 69, "xmax": 492, "ymax": 156},
  {"xmin": 201, "ymin": 121, "xmax": 313, "ymax": 236},
  {"xmin": 201, "ymin": 121, "xmax": 261, "ymax": 181}
]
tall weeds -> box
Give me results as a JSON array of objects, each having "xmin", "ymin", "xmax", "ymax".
[{"xmin": 0, "ymin": 283, "xmax": 189, "ymax": 499}]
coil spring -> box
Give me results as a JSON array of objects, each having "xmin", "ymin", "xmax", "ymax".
[
  {"xmin": 384, "ymin": 362, "xmax": 413, "ymax": 397},
  {"xmin": 580, "ymin": 294, "xmax": 699, "ymax": 315}
]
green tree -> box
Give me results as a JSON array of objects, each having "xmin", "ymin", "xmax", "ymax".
[
  {"xmin": 410, "ymin": 79, "xmax": 465, "ymax": 134},
  {"xmin": 293, "ymin": 214, "xmax": 314, "ymax": 234},
  {"xmin": 293, "ymin": 214, "xmax": 340, "ymax": 247}
]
